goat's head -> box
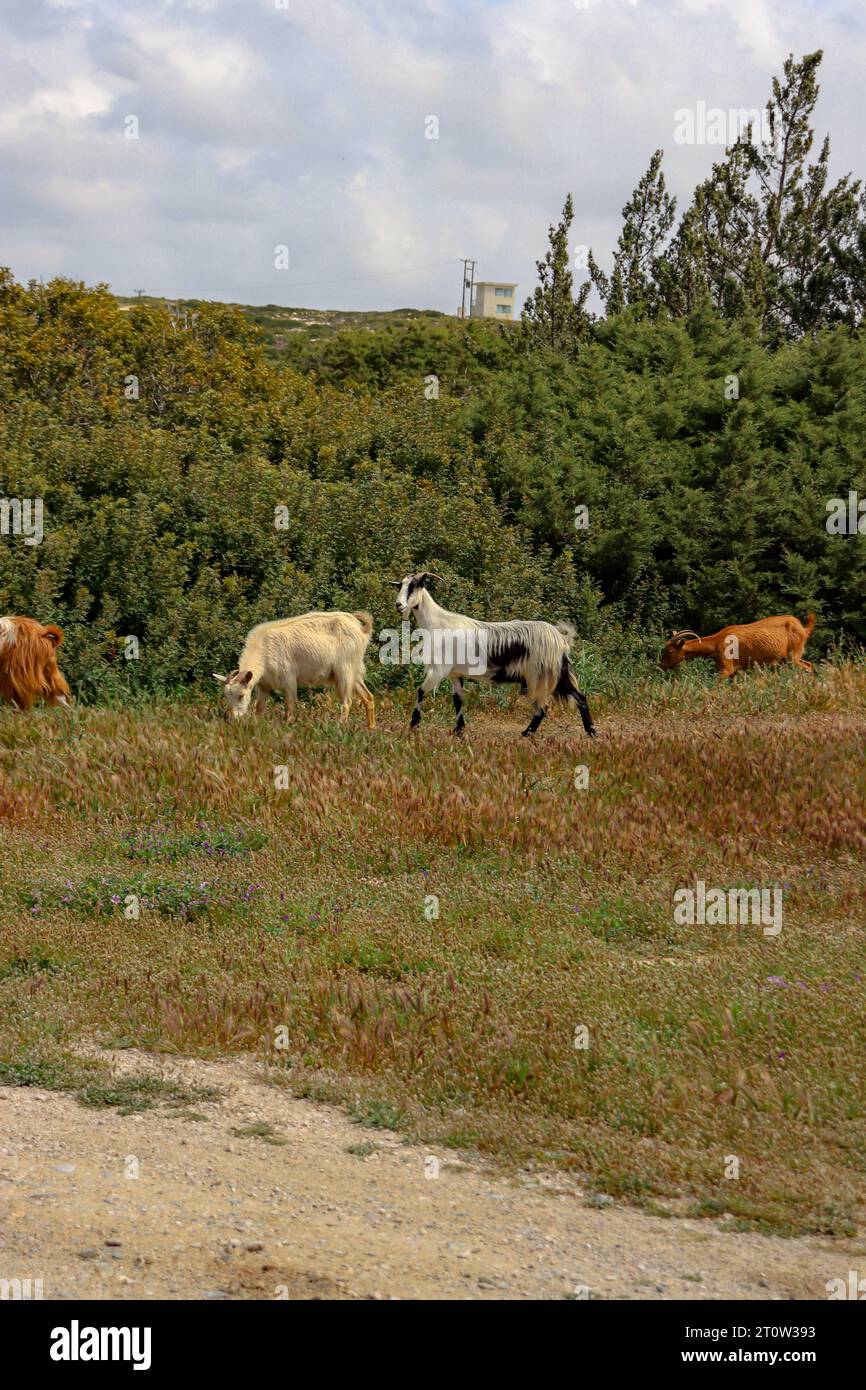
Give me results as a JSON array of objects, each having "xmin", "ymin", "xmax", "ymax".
[
  {"xmin": 212, "ymin": 668, "xmax": 255, "ymax": 718},
  {"xmin": 390, "ymin": 571, "xmax": 437, "ymax": 617},
  {"xmin": 659, "ymin": 630, "xmax": 700, "ymax": 671}
]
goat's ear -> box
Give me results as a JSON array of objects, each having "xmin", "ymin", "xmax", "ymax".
[
  {"xmin": 212, "ymin": 673, "xmax": 227, "ymax": 685},
  {"xmin": 672, "ymin": 637, "xmax": 686, "ymax": 649},
  {"xmin": 240, "ymin": 670, "xmax": 254, "ymax": 687}
]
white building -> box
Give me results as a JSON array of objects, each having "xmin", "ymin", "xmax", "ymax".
[{"xmin": 470, "ymin": 281, "xmax": 518, "ymax": 320}]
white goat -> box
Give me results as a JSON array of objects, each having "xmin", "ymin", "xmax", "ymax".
[
  {"xmin": 391, "ymin": 572, "xmax": 596, "ymax": 737},
  {"xmin": 213, "ymin": 610, "xmax": 375, "ymax": 727}
]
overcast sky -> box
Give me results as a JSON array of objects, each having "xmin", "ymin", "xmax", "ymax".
[{"xmin": 2, "ymin": 0, "xmax": 865, "ymax": 313}]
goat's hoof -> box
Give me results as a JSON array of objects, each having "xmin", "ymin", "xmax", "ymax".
[{"xmin": 586, "ymin": 727, "xmax": 598, "ymax": 738}]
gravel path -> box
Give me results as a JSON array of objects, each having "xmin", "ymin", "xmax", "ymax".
[{"xmin": 0, "ymin": 1051, "xmax": 858, "ymax": 1300}]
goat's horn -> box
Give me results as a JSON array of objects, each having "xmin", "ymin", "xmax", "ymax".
[{"xmin": 673, "ymin": 630, "xmax": 701, "ymax": 641}]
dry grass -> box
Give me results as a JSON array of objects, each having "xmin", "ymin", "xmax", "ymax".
[{"xmin": 1, "ymin": 665, "xmax": 864, "ymax": 1235}]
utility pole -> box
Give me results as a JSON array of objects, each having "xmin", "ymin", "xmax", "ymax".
[{"xmin": 460, "ymin": 258, "xmax": 476, "ymax": 319}]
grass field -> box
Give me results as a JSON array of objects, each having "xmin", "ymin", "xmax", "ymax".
[{"xmin": 1, "ymin": 665, "xmax": 864, "ymax": 1238}]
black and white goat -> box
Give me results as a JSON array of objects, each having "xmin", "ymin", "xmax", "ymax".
[{"xmin": 391, "ymin": 572, "xmax": 596, "ymax": 738}]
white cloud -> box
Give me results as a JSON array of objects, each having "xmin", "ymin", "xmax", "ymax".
[{"xmin": 0, "ymin": 0, "xmax": 863, "ymax": 310}]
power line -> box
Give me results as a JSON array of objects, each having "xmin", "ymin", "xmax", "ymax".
[
  {"xmin": 114, "ymin": 258, "xmax": 461, "ymax": 299},
  {"xmin": 460, "ymin": 258, "xmax": 476, "ymax": 319}
]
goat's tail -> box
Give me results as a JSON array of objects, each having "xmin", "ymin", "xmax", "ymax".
[
  {"xmin": 552, "ymin": 653, "xmax": 596, "ymax": 737},
  {"xmin": 803, "ymin": 612, "xmax": 816, "ymax": 638},
  {"xmin": 352, "ymin": 610, "xmax": 374, "ymax": 637}
]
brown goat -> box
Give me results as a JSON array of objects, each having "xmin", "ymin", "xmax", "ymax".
[
  {"xmin": 0, "ymin": 615, "xmax": 72, "ymax": 710},
  {"xmin": 660, "ymin": 613, "xmax": 815, "ymax": 679}
]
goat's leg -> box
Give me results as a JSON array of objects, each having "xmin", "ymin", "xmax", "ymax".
[
  {"xmin": 410, "ymin": 686, "xmax": 425, "ymax": 729},
  {"xmin": 335, "ymin": 672, "xmax": 353, "ymax": 724},
  {"xmin": 283, "ymin": 675, "xmax": 298, "ymax": 720},
  {"xmin": 410, "ymin": 667, "xmax": 448, "ymax": 730},
  {"xmin": 337, "ymin": 668, "xmax": 368, "ymax": 725},
  {"xmin": 555, "ymin": 661, "xmax": 597, "ymax": 736},
  {"xmin": 451, "ymin": 677, "xmax": 465, "ymax": 736},
  {"xmin": 570, "ymin": 686, "xmax": 596, "ymax": 737},
  {"xmin": 789, "ymin": 650, "xmax": 814, "ymax": 671},
  {"xmin": 522, "ymin": 701, "xmax": 547, "ymax": 737},
  {"xmin": 354, "ymin": 679, "xmax": 376, "ymax": 730},
  {"xmin": 253, "ymin": 684, "xmax": 271, "ymax": 716}
]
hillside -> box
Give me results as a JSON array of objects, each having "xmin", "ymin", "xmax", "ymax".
[{"xmin": 115, "ymin": 296, "xmax": 448, "ymax": 357}]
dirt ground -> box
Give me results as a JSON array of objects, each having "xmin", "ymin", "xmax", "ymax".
[{"xmin": 0, "ymin": 1050, "xmax": 859, "ymax": 1301}]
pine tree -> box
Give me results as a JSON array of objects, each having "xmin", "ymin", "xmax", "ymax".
[
  {"xmin": 522, "ymin": 195, "xmax": 591, "ymax": 353},
  {"xmin": 588, "ymin": 150, "xmax": 676, "ymax": 318},
  {"xmin": 654, "ymin": 51, "xmax": 864, "ymax": 339},
  {"xmin": 747, "ymin": 50, "xmax": 862, "ymax": 337},
  {"xmin": 654, "ymin": 140, "xmax": 764, "ymax": 323}
]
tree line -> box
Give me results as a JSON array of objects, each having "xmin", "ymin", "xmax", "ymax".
[{"xmin": 0, "ymin": 52, "xmax": 863, "ymax": 699}]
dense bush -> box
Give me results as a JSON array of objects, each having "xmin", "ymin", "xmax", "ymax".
[{"xmin": 0, "ymin": 269, "xmax": 863, "ymax": 701}]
